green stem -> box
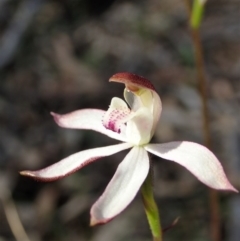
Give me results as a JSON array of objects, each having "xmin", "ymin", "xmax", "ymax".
[
  {"xmin": 141, "ymin": 169, "xmax": 162, "ymax": 241},
  {"xmin": 190, "ymin": 0, "xmax": 206, "ymax": 29}
]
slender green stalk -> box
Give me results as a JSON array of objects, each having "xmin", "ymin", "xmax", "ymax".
[
  {"xmin": 141, "ymin": 168, "xmax": 162, "ymax": 241},
  {"xmin": 184, "ymin": 1, "xmax": 221, "ymax": 241},
  {"xmin": 190, "ymin": 0, "xmax": 206, "ymax": 29}
]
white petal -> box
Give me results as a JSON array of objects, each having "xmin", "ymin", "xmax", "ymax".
[
  {"xmin": 126, "ymin": 107, "xmax": 153, "ymax": 145},
  {"xmin": 124, "ymin": 88, "xmax": 162, "ymax": 138},
  {"xmin": 151, "ymin": 91, "xmax": 162, "ymax": 136},
  {"xmin": 20, "ymin": 143, "xmax": 133, "ymax": 181},
  {"xmin": 124, "ymin": 88, "xmax": 142, "ymax": 111},
  {"xmin": 145, "ymin": 142, "xmax": 238, "ymax": 192},
  {"xmin": 90, "ymin": 146, "xmax": 149, "ymax": 225},
  {"xmin": 51, "ymin": 109, "xmax": 127, "ymax": 142}
]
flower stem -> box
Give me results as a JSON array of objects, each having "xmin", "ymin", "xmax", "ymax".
[
  {"xmin": 184, "ymin": 1, "xmax": 221, "ymax": 241},
  {"xmin": 141, "ymin": 168, "xmax": 162, "ymax": 241}
]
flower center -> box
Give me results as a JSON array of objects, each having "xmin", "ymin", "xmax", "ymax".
[{"xmin": 102, "ymin": 96, "xmax": 154, "ymax": 146}]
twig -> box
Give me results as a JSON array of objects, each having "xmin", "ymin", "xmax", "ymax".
[{"xmin": 0, "ymin": 186, "xmax": 32, "ymax": 241}]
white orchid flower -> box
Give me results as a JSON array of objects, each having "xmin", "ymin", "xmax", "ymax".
[{"xmin": 20, "ymin": 72, "xmax": 237, "ymax": 225}]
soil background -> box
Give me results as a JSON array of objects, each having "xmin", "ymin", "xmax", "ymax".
[{"xmin": 0, "ymin": 0, "xmax": 240, "ymax": 241}]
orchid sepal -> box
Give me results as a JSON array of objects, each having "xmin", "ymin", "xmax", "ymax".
[
  {"xmin": 110, "ymin": 72, "xmax": 156, "ymax": 92},
  {"xmin": 145, "ymin": 141, "xmax": 238, "ymax": 192},
  {"xmin": 90, "ymin": 146, "xmax": 149, "ymax": 225},
  {"xmin": 20, "ymin": 143, "xmax": 133, "ymax": 181}
]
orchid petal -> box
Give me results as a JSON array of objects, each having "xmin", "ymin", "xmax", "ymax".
[
  {"xmin": 145, "ymin": 142, "xmax": 238, "ymax": 192},
  {"xmin": 151, "ymin": 91, "xmax": 162, "ymax": 135},
  {"xmin": 123, "ymin": 88, "xmax": 151, "ymax": 112},
  {"xmin": 20, "ymin": 143, "xmax": 133, "ymax": 181},
  {"xmin": 90, "ymin": 146, "xmax": 149, "ymax": 225},
  {"xmin": 51, "ymin": 109, "xmax": 127, "ymax": 142},
  {"xmin": 126, "ymin": 107, "xmax": 153, "ymax": 145}
]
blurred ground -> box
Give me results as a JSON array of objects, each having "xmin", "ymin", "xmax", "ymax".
[{"xmin": 0, "ymin": 0, "xmax": 240, "ymax": 241}]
